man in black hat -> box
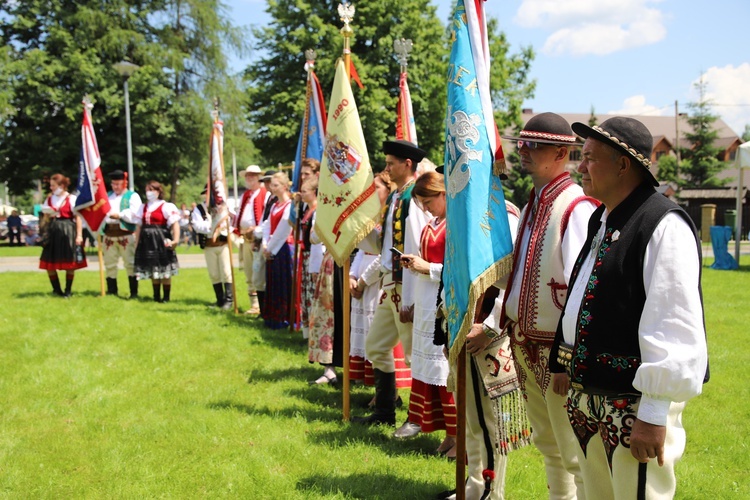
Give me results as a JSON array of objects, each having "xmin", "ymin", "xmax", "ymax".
[
  {"xmin": 102, "ymin": 169, "xmax": 142, "ymax": 298},
  {"xmin": 353, "ymin": 139, "xmax": 429, "ymax": 427},
  {"xmin": 550, "ymin": 116, "xmax": 708, "ymax": 499},
  {"xmin": 498, "ymin": 112, "xmax": 596, "ymax": 497}
]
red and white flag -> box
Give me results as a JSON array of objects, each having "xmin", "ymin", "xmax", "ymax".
[
  {"xmin": 74, "ymin": 100, "xmax": 111, "ymax": 232},
  {"xmin": 395, "ymin": 71, "xmax": 417, "ymax": 145}
]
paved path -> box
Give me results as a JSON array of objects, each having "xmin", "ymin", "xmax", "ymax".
[{"xmin": 0, "ymin": 253, "xmax": 226, "ymax": 273}]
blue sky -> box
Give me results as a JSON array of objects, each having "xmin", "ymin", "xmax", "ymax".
[{"xmin": 224, "ymin": 0, "xmax": 750, "ymax": 136}]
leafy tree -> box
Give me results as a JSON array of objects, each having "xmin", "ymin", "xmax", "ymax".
[
  {"xmin": 680, "ymin": 76, "xmax": 728, "ymax": 188},
  {"xmin": 657, "ymin": 154, "xmax": 679, "ymax": 185},
  {"xmin": 0, "ymin": 0, "xmax": 250, "ymax": 201},
  {"xmin": 742, "ymin": 124, "xmax": 750, "ymax": 143},
  {"xmin": 245, "ymin": 0, "xmax": 447, "ymax": 169},
  {"xmin": 245, "ymin": 1, "xmax": 535, "ymax": 174}
]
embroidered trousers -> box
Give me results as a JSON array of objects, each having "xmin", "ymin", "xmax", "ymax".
[
  {"xmin": 365, "ymin": 280, "xmax": 413, "ymax": 373},
  {"xmin": 566, "ymin": 392, "xmax": 685, "ymax": 500},
  {"xmin": 464, "ymin": 352, "xmax": 508, "ymax": 500},
  {"xmin": 511, "ymin": 329, "xmax": 584, "ymax": 499},
  {"xmin": 103, "ymin": 234, "xmax": 136, "ymax": 279}
]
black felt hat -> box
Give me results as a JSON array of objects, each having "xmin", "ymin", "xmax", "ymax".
[
  {"xmin": 260, "ymin": 170, "xmax": 277, "ymax": 181},
  {"xmin": 572, "ymin": 117, "xmax": 657, "ymax": 187},
  {"xmin": 382, "ymin": 139, "xmax": 427, "ymax": 163},
  {"xmin": 109, "ymin": 169, "xmax": 126, "ymax": 180},
  {"xmin": 502, "ymin": 112, "xmax": 578, "ymax": 146}
]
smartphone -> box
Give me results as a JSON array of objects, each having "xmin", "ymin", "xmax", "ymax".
[{"xmin": 389, "ymin": 247, "xmax": 403, "ymax": 258}]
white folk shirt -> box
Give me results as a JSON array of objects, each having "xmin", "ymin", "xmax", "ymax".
[
  {"xmin": 239, "ymin": 188, "xmax": 269, "ymax": 230},
  {"xmin": 104, "ymin": 191, "xmax": 142, "ymax": 225},
  {"xmin": 562, "ymin": 210, "xmax": 707, "ymax": 426},
  {"xmin": 378, "ymin": 186, "xmax": 429, "ymax": 309}
]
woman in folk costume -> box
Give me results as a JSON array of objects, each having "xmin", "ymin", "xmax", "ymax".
[
  {"xmin": 350, "ymin": 172, "xmax": 411, "ymax": 402},
  {"xmin": 294, "ymin": 177, "xmax": 323, "ymax": 340},
  {"xmin": 261, "ymin": 171, "xmax": 294, "ymax": 330},
  {"xmin": 133, "ymin": 181, "xmax": 181, "ymax": 302},
  {"xmin": 396, "ymin": 171, "xmax": 457, "ymax": 458},
  {"xmin": 39, "ymin": 173, "xmax": 87, "ymax": 297}
]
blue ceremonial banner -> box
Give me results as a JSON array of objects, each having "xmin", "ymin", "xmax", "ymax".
[
  {"xmin": 443, "ymin": 0, "xmax": 514, "ymax": 360},
  {"xmin": 292, "ymin": 69, "xmax": 327, "ymax": 192}
]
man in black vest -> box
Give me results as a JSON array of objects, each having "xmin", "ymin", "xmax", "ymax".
[{"xmin": 550, "ymin": 117, "xmax": 708, "ymax": 499}]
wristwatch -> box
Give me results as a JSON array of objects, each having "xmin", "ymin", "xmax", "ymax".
[{"xmin": 482, "ymin": 324, "xmax": 500, "ymax": 340}]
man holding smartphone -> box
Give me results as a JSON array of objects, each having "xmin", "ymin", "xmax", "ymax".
[{"xmin": 353, "ymin": 139, "xmax": 429, "ymax": 426}]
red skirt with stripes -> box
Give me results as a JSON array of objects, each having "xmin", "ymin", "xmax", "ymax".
[{"xmin": 407, "ymin": 379, "xmax": 456, "ymax": 436}]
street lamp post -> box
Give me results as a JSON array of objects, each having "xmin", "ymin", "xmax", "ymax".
[{"xmin": 113, "ymin": 61, "xmax": 139, "ymax": 191}]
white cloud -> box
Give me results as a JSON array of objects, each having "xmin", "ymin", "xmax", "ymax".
[
  {"xmin": 688, "ymin": 64, "xmax": 750, "ymax": 136},
  {"xmin": 607, "ymin": 95, "xmax": 670, "ymax": 116},
  {"xmin": 515, "ymin": 0, "xmax": 667, "ymax": 56}
]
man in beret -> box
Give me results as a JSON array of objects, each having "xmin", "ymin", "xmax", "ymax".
[
  {"xmin": 499, "ymin": 112, "xmax": 596, "ymax": 498},
  {"xmin": 102, "ymin": 169, "xmax": 142, "ymax": 298},
  {"xmin": 353, "ymin": 139, "xmax": 429, "ymax": 426},
  {"xmin": 550, "ymin": 116, "xmax": 708, "ymax": 498},
  {"xmin": 234, "ymin": 165, "xmax": 270, "ymax": 314}
]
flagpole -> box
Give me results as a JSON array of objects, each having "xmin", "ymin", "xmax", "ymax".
[
  {"xmin": 338, "ymin": 1, "xmax": 355, "ymax": 421},
  {"xmin": 97, "ymin": 234, "xmax": 106, "ymax": 296}
]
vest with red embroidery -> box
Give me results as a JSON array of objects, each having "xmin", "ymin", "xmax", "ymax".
[
  {"xmin": 501, "ymin": 173, "xmax": 598, "ymax": 342},
  {"xmin": 46, "ymin": 195, "xmax": 74, "ymax": 219},
  {"xmin": 143, "ymin": 202, "xmax": 167, "ymax": 226},
  {"xmin": 270, "ymin": 200, "xmax": 294, "ymax": 245},
  {"xmin": 234, "ymin": 187, "xmax": 267, "ymax": 234},
  {"xmin": 420, "ymin": 218, "xmax": 446, "ymax": 265}
]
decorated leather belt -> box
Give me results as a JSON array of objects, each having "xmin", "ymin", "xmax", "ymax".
[
  {"xmin": 104, "ymin": 224, "xmax": 133, "ymax": 237},
  {"xmin": 204, "ymin": 235, "xmax": 228, "ymax": 247},
  {"xmin": 556, "ymin": 341, "xmax": 574, "ymax": 369},
  {"xmin": 569, "ymin": 382, "xmax": 641, "ymax": 399}
]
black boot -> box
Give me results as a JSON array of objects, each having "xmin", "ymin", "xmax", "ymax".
[
  {"xmin": 128, "ymin": 276, "xmax": 138, "ymax": 299},
  {"xmin": 352, "ymin": 369, "xmax": 396, "ymax": 426},
  {"xmin": 49, "ymin": 275, "xmax": 64, "ymax": 297},
  {"xmin": 212, "ymin": 283, "xmax": 224, "ymax": 307},
  {"xmin": 153, "ymin": 283, "xmax": 162, "ymax": 303},
  {"xmin": 106, "ymin": 278, "xmax": 118, "ymax": 296},
  {"xmin": 64, "ymin": 275, "xmax": 74, "ymax": 298},
  {"xmin": 257, "ymin": 291, "xmax": 266, "ymax": 317},
  {"xmin": 222, "ymin": 283, "xmax": 234, "ymax": 310},
  {"xmin": 162, "ymin": 284, "xmax": 171, "ymax": 303}
]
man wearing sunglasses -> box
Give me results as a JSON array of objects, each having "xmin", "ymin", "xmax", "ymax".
[{"xmin": 498, "ymin": 112, "xmax": 598, "ymax": 499}]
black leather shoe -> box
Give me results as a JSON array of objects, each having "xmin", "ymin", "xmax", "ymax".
[{"xmin": 351, "ymin": 413, "xmax": 396, "ymax": 426}]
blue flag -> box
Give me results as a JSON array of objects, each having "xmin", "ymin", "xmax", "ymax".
[
  {"xmin": 292, "ymin": 68, "xmax": 327, "ymax": 192},
  {"xmin": 443, "ymin": 0, "xmax": 514, "ymax": 361}
]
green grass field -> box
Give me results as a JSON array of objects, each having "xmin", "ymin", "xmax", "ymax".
[{"xmin": 0, "ymin": 260, "xmax": 747, "ymax": 498}]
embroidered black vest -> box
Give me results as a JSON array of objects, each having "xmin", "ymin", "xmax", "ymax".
[
  {"xmin": 381, "ymin": 181, "xmax": 414, "ymax": 283},
  {"xmin": 551, "ymin": 182, "xmax": 702, "ymax": 395}
]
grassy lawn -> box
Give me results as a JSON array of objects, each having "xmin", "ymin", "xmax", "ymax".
[{"xmin": 0, "ymin": 261, "xmax": 747, "ymax": 498}]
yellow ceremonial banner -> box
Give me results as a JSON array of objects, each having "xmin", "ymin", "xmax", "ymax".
[{"xmin": 314, "ymin": 58, "xmax": 381, "ymax": 266}]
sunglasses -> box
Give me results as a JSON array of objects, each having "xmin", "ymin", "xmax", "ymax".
[{"xmin": 517, "ymin": 140, "xmax": 553, "ymax": 150}]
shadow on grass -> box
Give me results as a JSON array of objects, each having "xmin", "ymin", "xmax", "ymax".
[
  {"xmin": 207, "ymin": 399, "xmax": 341, "ymax": 422},
  {"xmin": 15, "ymin": 289, "xmax": 102, "ymax": 299},
  {"xmin": 296, "ymin": 471, "xmax": 450, "ymax": 499},
  {"xmin": 305, "ymin": 426, "xmax": 443, "ymax": 460}
]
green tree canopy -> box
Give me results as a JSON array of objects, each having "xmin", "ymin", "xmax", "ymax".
[
  {"xmin": 680, "ymin": 77, "xmax": 728, "ymax": 188},
  {"xmin": 245, "ymin": 1, "xmax": 535, "ymax": 174},
  {"xmin": 0, "ymin": 0, "xmax": 251, "ymax": 200}
]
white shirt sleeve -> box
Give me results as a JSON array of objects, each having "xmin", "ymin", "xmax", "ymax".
[
  {"xmin": 267, "ymin": 203, "xmax": 292, "ymax": 255},
  {"xmin": 633, "ymin": 212, "xmax": 707, "ymax": 426},
  {"xmin": 191, "ymin": 207, "xmax": 211, "ymax": 235},
  {"xmin": 120, "ymin": 192, "xmax": 142, "ymax": 225},
  {"xmin": 560, "ymin": 199, "xmax": 598, "ymax": 282},
  {"xmin": 361, "ymin": 255, "xmax": 383, "ymax": 286},
  {"xmin": 163, "ymin": 203, "xmax": 182, "ymax": 227},
  {"xmin": 350, "ymin": 250, "xmax": 364, "ymax": 279},
  {"xmin": 428, "ymin": 263, "xmax": 443, "ymax": 282},
  {"xmin": 401, "ymin": 200, "xmax": 430, "ymax": 308}
]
